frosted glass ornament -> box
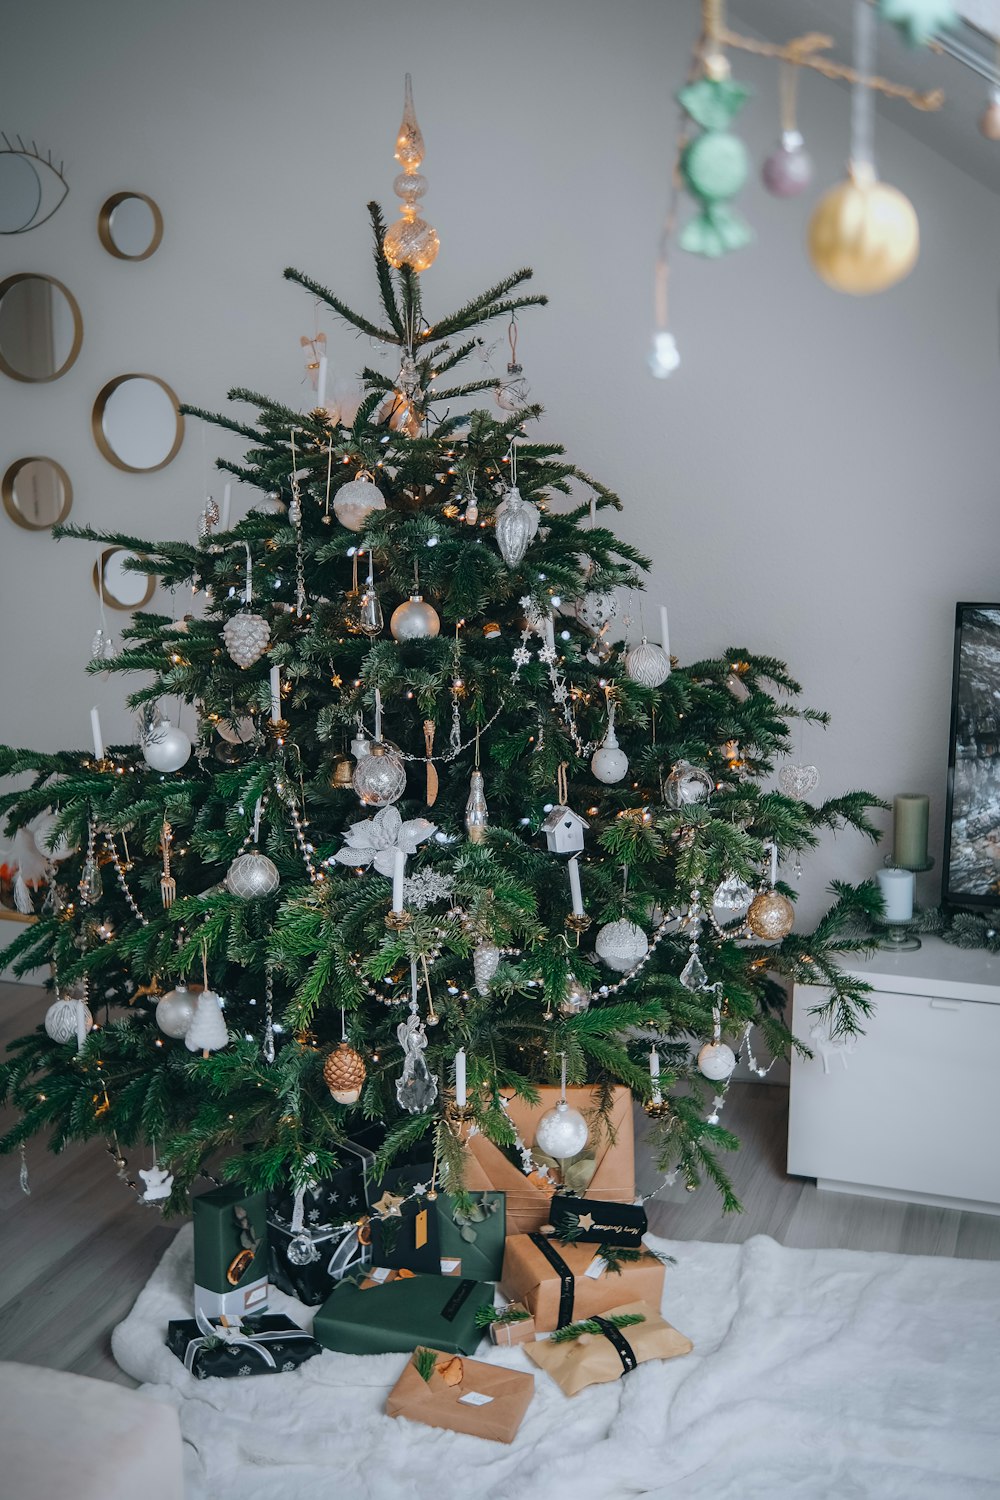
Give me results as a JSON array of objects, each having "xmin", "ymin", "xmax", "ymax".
[
  {"xmin": 352, "ymin": 743, "xmax": 407, "ymax": 806},
  {"xmin": 494, "ymin": 486, "xmax": 540, "ymax": 568},
  {"xmin": 216, "ymin": 716, "xmax": 257, "ymax": 745},
  {"xmin": 333, "ymin": 474, "xmax": 387, "ymax": 533},
  {"xmin": 595, "ymin": 919, "xmax": 649, "ymax": 973},
  {"xmin": 223, "ymin": 611, "xmax": 270, "ymax": 668},
  {"xmin": 679, "ymin": 950, "xmax": 709, "ymax": 991},
  {"xmin": 393, "ymin": 170, "xmax": 427, "ymax": 203},
  {"xmin": 713, "ymin": 874, "xmax": 755, "ymax": 913},
  {"xmin": 383, "ymin": 215, "xmax": 440, "ymax": 272},
  {"xmin": 225, "ymin": 849, "xmax": 280, "ymax": 899},
  {"xmin": 698, "ymin": 1041, "xmax": 736, "ymax": 1081},
  {"xmin": 778, "ymin": 763, "xmax": 820, "ymax": 800},
  {"xmin": 624, "ymin": 638, "xmax": 670, "ymax": 689},
  {"xmin": 156, "ymin": 985, "xmax": 195, "ymax": 1039},
  {"xmin": 473, "ymin": 943, "xmax": 501, "ymax": 995},
  {"xmin": 576, "ymin": 591, "xmax": 617, "ymax": 632},
  {"xmin": 142, "ymin": 721, "xmax": 192, "ymax": 774},
  {"xmin": 390, "ymin": 594, "xmax": 441, "ymax": 641},
  {"xmin": 591, "ymin": 704, "xmax": 629, "ymax": 785},
  {"xmin": 44, "ymin": 998, "xmax": 93, "ymax": 1046},
  {"xmin": 534, "ymin": 1099, "xmax": 590, "ymax": 1159},
  {"xmin": 185, "ymin": 989, "xmax": 229, "ymax": 1053},
  {"xmin": 665, "ymin": 760, "xmax": 714, "ymax": 808},
  {"xmin": 648, "ymin": 330, "xmax": 681, "ymax": 379},
  {"xmin": 558, "ymin": 974, "xmax": 592, "ymax": 1016},
  {"xmin": 395, "ymin": 1010, "xmax": 438, "ymax": 1114}
]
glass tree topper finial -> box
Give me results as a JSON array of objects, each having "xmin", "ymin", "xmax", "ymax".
[{"xmin": 384, "ymin": 74, "xmax": 440, "ymax": 273}]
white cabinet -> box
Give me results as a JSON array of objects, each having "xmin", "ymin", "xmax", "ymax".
[{"xmin": 787, "ymin": 936, "xmax": 1000, "ymax": 1214}]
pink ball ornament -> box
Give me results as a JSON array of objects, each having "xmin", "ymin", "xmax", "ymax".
[{"xmin": 761, "ymin": 131, "xmax": 813, "ymax": 199}]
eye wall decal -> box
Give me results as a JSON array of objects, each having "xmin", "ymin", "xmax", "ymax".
[{"xmin": 0, "ymin": 134, "xmax": 69, "ymax": 235}]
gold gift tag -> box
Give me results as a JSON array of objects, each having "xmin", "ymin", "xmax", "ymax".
[{"xmin": 414, "ymin": 1208, "xmax": 428, "ymax": 1249}]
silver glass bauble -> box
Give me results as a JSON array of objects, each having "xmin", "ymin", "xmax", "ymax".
[
  {"xmin": 534, "ymin": 1099, "xmax": 590, "ymax": 1159},
  {"xmin": 155, "ymin": 985, "xmax": 196, "ymax": 1039},
  {"xmin": 595, "ymin": 918, "xmax": 649, "ymax": 973},
  {"xmin": 286, "ymin": 1233, "xmax": 321, "ymax": 1267},
  {"xmin": 576, "ymin": 591, "xmax": 617, "ymax": 632},
  {"xmin": 664, "ymin": 760, "xmax": 715, "ymax": 808},
  {"xmin": 494, "ymin": 486, "xmax": 540, "ymax": 568},
  {"xmin": 44, "ymin": 998, "xmax": 93, "ymax": 1046},
  {"xmin": 624, "ymin": 638, "xmax": 670, "ymax": 688},
  {"xmin": 558, "ymin": 974, "xmax": 592, "ymax": 1016},
  {"xmin": 142, "ymin": 722, "xmax": 193, "ymax": 774},
  {"xmin": 383, "ymin": 214, "xmax": 440, "ymax": 272},
  {"xmin": 473, "ymin": 943, "xmax": 501, "ymax": 996},
  {"xmin": 333, "ymin": 474, "xmax": 387, "ymax": 533},
  {"xmin": 352, "ymin": 743, "xmax": 407, "ymax": 806},
  {"xmin": 390, "ymin": 593, "xmax": 441, "ymax": 641},
  {"xmin": 225, "ymin": 849, "xmax": 281, "ymax": 900},
  {"xmin": 223, "ymin": 611, "xmax": 271, "ymax": 669},
  {"xmin": 697, "ymin": 1041, "xmax": 737, "ymax": 1081}
]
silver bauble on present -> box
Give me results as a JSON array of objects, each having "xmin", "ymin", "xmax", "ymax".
[
  {"xmin": 494, "ymin": 486, "xmax": 540, "ymax": 568},
  {"xmin": 333, "ymin": 474, "xmax": 387, "ymax": 533},
  {"xmin": 534, "ymin": 1099, "xmax": 590, "ymax": 1159},
  {"xmin": 390, "ymin": 593, "xmax": 441, "ymax": 641},
  {"xmin": 286, "ymin": 1233, "xmax": 321, "ymax": 1267},
  {"xmin": 223, "ymin": 611, "xmax": 271, "ymax": 669},
  {"xmin": 225, "ymin": 849, "xmax": 281, "ymax": 900},
  {"xmin": 473, "ymin": 943, "xmax": 501, "ymax": 995},
  {"xmin": 352, "ymin": 743, "xmax": 407, "ymax": 806},
  {"xmin": 44, "ymin": 998, "xmax": 93, "ymax": 1046},
  {"xmin": 142, "ymin": 722, "xmax": 193, "ymax": 774},
  {"xmin": 576, "ymin": 591, "xmax": 617, "ymax": 632},
  {"xmin": 698, "ymin": 1040, "xmax": 737, "ymax": 1081},
  {"xmin": 595, "ymin": 918, "xmax": 649, "ymax": 973},
  {"xmin": 156, "ymin": 985, "xmax": 196, "ymax": 1039},
  {"xmin": 625, "ymin": 638, "xmax": 670, "ymax": 689},
  {"xmin": 558, "ymin": 974, "xmax": 592, "ymax": 1016},
  {"xmin": 665, "ymin": 760, "xmax": 715, "ymax": 808}
]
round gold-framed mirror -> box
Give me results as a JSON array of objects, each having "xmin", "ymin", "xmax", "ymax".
[
  {"xmin": 93, "ymin": 546, "xmax": 156, "ymax": 610},
  {"xmin": 98, "ymin": 192, "xmax": 163, "ymax": 261},
  {"xmin": 0, "ymin": 273, "xmax": 82, "ymax": 383},
  {"xmin": 2, "ymin": 456, "xmax": 72, "ymax": 530},
  {"xmin": 92, "ymin": 374, "xmax": 184, "ymax": 473}
]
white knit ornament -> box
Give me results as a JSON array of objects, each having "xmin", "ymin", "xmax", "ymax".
[
  {"xmin": 595, "ymin": 918, "xmax": 649, "ymax": 973},
  {"xmin": 185, "ymin": 990, "xmax": 229, "ymax": 1053}
]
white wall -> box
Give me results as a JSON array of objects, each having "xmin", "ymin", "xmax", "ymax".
[{"xmin": 3, "ymin": 0, "xmax": 999, "ymax": 929}]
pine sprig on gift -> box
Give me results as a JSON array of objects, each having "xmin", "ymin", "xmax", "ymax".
[
  {"xmin": 475, "ymin": 1303, "xmax": 531, "ymax": 1329},
  {"xmin": 593, "ymin": 1244, "xmax": 675, "ymax": 1275},
  {"xmin": 412, "ymin": 1347, "xmax": 440, "ymax": 1383},
  {"xmin": 549, "ymin": 1312, "xmax": 646, "ymax": 1344}
]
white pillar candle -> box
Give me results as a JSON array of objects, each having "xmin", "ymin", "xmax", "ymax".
[
  {"xmin": 877, "ymin": 867, "xmax": 914, "ymax": 923},
  {"xmin": 392, "ymin": 848, "xmax": 406, "ymax": 912},
  {"xmin": 770, "ymin": 841, "xmax": 779, "ymax": 888},
  {"xmin": 659, "ymin": 606, "xmax": 670, "ymax": 662},
  {"xmin": 269, "ymin": 665, "xmax": 281, "ymax": 724},
  {"xmin": 649, "ymin": 1046, "xmax": 662, "ymax": 1104},
  {"xmin": 90, "ymin": 706, "xmax": 104, "ymax": 760},
  {"xmin": 220, "ymin": 482, "xmax": 232, "ymax": 531},
  {"xmin": 455, "ymin": 1048, "xmax": 467, "ymax": 1107},
  {"xmin": 316, "ymin": 355, "xmax": 328, "ymax": 409},
  {"xmin": 567, "ymin": 855, "xmax": 584, "ymax": 916}
]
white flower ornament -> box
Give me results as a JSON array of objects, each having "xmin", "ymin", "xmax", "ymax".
[{"xmin": 333, "ymin": 805, "xmax": 436, "ymax": 876}]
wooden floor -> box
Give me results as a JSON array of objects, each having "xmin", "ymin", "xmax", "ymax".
[{"xmin": 2, "ymin": 978, "xmax": 999, "ymax": 1388}]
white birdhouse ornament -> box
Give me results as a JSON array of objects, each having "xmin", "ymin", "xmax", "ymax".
[{"xmin": 541, "ymin": 805, "xmax": 589, "ymax": 855}]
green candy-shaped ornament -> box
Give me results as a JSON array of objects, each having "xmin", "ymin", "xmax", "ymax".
[{"xmin": 678, "ymin": 76, "xmax": 753, "ymax": 258}]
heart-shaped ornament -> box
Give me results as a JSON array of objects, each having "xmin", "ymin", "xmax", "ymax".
[{"xmin": 778, "ymin": 763, "xmax": 820, "ymax": 800}]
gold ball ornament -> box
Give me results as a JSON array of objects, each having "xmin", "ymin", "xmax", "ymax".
[
  {"xmin": 808, "ymin": 164, "xmax": 919, "ymax": 296},
  {"xmin": 747, "ymin": 889, "xmax": 795, "ymax": 941},
  {"xmin": 323, "ymin": 1041, "xmax": 367, "ymax": 1104}
]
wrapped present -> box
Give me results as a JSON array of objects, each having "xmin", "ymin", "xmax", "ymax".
[
  {"xmin": 193, "ymin": 1183, "xmax": 269, "ymax": 1320},
  {"xmin": 463, "ymin": 1087, "xmax": 635, "ymax": 1235},
  {"xmin": 436, "ymin": 1192, "xmax": 506, "ymax": 1282},
  {"xmin": 268, "ymin": 1135, "xmax": 378, "ymax": 1229},
  {"xmin": 548, "ymin": 1195, "xmax": 648, "ymax": 1248},
  {"xmin": 314, "ymin": 1273, "xmax": 488, "ymax": 1356},
  {"xmin": 387, "ymin": 1348, "xmax": 535, "ymax": 1443},
  {"xmin": 524, "ymin": 1299, "xmax": 692, "ymax": 1397},
  {"xmin": 368, "ymin": 1193, "xmax": 441, "ymax": 1274},
  {"xmin": 269, "ymin": 1217, "xmax": 369, "ymax": 1305},
  {"xmin": 485, "ymin": 1302, "xmax": 536, "ymax": 1347},
  {"xmin": 165, "ymin": 1309, "xmax": 320, "ymax": 1380},
  {"xmin": 500, "ymin": 1232, "xmax": 664, "ymax": 1333}
]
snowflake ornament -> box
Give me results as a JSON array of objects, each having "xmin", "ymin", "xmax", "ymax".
[
  {"xmin": 334, "ymin": 805, "xmax": 436, "ymax": 875},
  {"xmin": 403, "ymin": 869, "xmax": 456, "ymax": 910}
]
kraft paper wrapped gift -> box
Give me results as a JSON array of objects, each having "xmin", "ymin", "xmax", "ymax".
[
  {"xmin": 387, "ymin": 1350, "xmax": 535, "ymax": 1443},
  {"xmin": 500, "ymin": 1232, "xmax": 664, "ymax": 1333},
  {"xmin": 488, "ymin": 1304, "xmax": 536, "ymax": 1347},
  {"xmin": 313, "ymin": 1273, "xmax": 489, "ymax": 1356},
  {"xmin": 524, "ymin": 1300, "xmax": 692, "ymax": 1396},
  {"xmin": 463, "ymin": 1086, "xmax": 635, "ymax": 1235}
]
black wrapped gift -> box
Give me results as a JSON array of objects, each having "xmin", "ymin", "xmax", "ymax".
[
  {"xmin": 269, "ymin": 1217, "xmax": 370, "ymax": 1305},
  {"xmin": 368, "ymin": 1194, "xmax": 441, "ymax": 1274},
  {"xmin": 548, "ymin": 1195, "xmax": 648, "ymax": 1247},
  {"xmin": 165, "ymin": 1310, "xmax": 320, "ymax": 1379}
]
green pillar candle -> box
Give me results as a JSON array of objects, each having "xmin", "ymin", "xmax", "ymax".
[{"xmin": 893, "ymin": 794, "xmax": 929, "ymax": 869}]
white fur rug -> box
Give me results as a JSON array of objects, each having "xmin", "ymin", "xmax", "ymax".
[{"xmin": 113, "ymin": 1225, "xmax": 1000, "ymax": 1500}]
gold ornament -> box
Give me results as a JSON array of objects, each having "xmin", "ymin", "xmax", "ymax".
[
  {"xmin": 323, "ymin": 1041, "xmax": 367, "ymax": 1104},
  {"xmin": 329, "ymin": 752, "xmax": 355, "ymax": 789},
  {"xmin": 808, "ymin": 163, "xmax": 918, "ymax": 296},
  {"xmin": 747, "ymin": 889, "xmax": 795, "ymax": 941}
]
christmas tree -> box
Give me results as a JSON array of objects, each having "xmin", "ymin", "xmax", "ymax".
[{"xmin": 0, "ymin": 90, "xmax": 883, "ymax": 1215}]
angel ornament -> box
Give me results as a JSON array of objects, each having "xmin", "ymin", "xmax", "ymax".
[{"xmin": 395, "ymin": 1009, "xmax": 438, "ymax": 1114}]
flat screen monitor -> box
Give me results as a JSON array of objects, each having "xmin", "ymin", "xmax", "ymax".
[{"xmin": 943, "ymin": 603, "xmax": 1000, "ymax": 911}]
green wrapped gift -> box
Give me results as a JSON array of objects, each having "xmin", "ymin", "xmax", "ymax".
[
  {"xmin": 193, "ymin": 1183, "xmax": 269, "ymax": 1320},
  {"xmin": 436, "ymin": 1192, "xmax": 506, "ymax": 1282},
  {"xmin": 314, "ymin": 1274, "xmax": 488, "ymax": 1357}
]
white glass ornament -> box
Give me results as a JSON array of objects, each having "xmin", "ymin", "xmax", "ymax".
[
  {"xmin": 558, "ymin": 974, "xmax": 592, "ymax": 1016},
  {"xmin": 44, "ymin": 998, "xmax": 93, "ymax": 1046},
  {"xmin": 494, "ymin": 486, "xmax": 540, "ymax": 568},
  {"xmin": 333, "ymin": 473, "xmax": 388, "ymax": 533},
  {"xmin": 216, "ymin": 716, "xmax": 257, "ymax": 745},
  {"xmin": 155, "ymin": 985, "xmax": 195, "ymax": 1039},
  {"xmin": 713, "ymin": 874, "xmax": 755, "ymax": 914},
  {"xmin": 473, "ymin": 943, "xmax": 501, "ymax": 995},
  {"xmin": 352, "ymin": 743, "xmax": 407, "ymax": 806},
  {"xmin": 576, "ymin": 591, "xmax": 617, "ymax": 632},
  {"xmin": 534, "ymin": 1099, "xmax": 590, "ymax": 1159},
  {"xmin": 697, "ymin": 1041, "xmax": 736, "ymax": 1081},
  {"xmin": 665, "ymin": 760, "xmax": 714, "ymax": 808},
  {"xmin": 595, "ymin": 918, "xmax": 649, "ymax": 973},
  {"xmin": 286, "ymin": 1233, "xmax": 321, "ymax": 1267},
  {"xmin": 31, "ymin": 810, "xmax": 74, "ymax": 862},
  {"xmin": 778, "ymin": 763, "xmax": 820, "ymax": 800},
  {"xmin": 225, "ymin": 849, "xmax": 280, "ymax": 899},
  {"xmin": 142, "ymin": 720, "xmax": 192, "ymax": 774},
  {"xmin": 185, "ymin": 989, "xmax": 229, "ymax": 1053},
  {"xmin": 590, "ymin": 704, "xmax": 629, "ymax": 785},
  {"xmin": 625, "ymin": 638, "xmax": 670, "ymax": 689},
  {"xmin": 648, "ymin": 330, "xmax": 681, "ymax": 379},
  {"xmin": 223, "ymin": 611, "xmax": 270, "ymax": 669},
  {"xmin": 390, "ymin": 593, "xmax": 441, "ymax": 641}
]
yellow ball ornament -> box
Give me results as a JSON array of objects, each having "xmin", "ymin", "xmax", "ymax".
[
  {"xmin": 808, "ymin": 163, "xmax": 919, "ymax": 296},
  {"xmin": 747, "ymin": 890, "xmax": 795, "ymax": 941}
]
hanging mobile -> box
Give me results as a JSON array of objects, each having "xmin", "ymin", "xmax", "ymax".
[{"xmin": 761, "ymin": 61, "xmax": 813, "ymax": 198}]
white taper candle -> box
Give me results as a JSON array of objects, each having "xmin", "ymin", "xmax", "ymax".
[
  {"xmin": 374, "ymin": 687, "xmax": 383, "ymax": 744},
  {"xmin": 455, "ymin": 1047, "xmax": 467, "ymax": 1108},
  {"xmin": 90, "ymin": 706, "xmax": 104, "ymax": 760},
  {"xmin": 567, "ymin": 855, "xmax": 585, "ymax": 916},
  {"xmin": 770, "ymin": 841, "xmax": 779, "ymax": 888},
  {"xmin": 649, "ymin": 1046, "xmax": 662, "ymax": 1104},
  {"xmin": 269, "ymin": 665, "xmax": 281, "ymax": 724},
  {"xmin": 221, "ymin": 482, "xmax": 232, "ymax": 531},
  {"xmin": 392, "ymin": 848, "xmax": 406, "ymax": 912},
  {"xmin": 659, "ymin": 606, "xmax": 670, "ymax": 662}
]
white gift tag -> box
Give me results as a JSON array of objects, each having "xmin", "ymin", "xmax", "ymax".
[
  {"xmin": 584, "ymin": 1256, "xmax": 607, "ymax": 1279},
  {"xmin": 369, "ymin": 1266, "xmax": 392, "ymax": 1283},
  {"xmin": 440, "ymin": 1257, "xmax": 462, "ymax": 1275},
  {"xmin": 459, "ymin": 1391, "xmax": 494, "ymax": 1406}
]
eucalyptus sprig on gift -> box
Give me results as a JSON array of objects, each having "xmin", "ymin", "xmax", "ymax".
[{"xmin": 549, "ymin": 1311, "xmax": 646, "ymax": 1345}]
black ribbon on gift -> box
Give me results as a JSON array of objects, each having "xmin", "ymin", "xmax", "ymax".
[
  {"xmin": 440, "ymin": 1279, "xmax": 477, "ymax": 1322},
  {"xmin": 529, "ymin": 1233, "xmax": 575, "ymax": 1329},
  {"xmin": 592, "ymin": 1316, "xmax": 638, "ymax": 1377}
]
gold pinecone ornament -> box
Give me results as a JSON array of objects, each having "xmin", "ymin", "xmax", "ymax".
[{"xmin": 323, "ymin": 1042, "xmax": 367, "ymax": 1104}]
